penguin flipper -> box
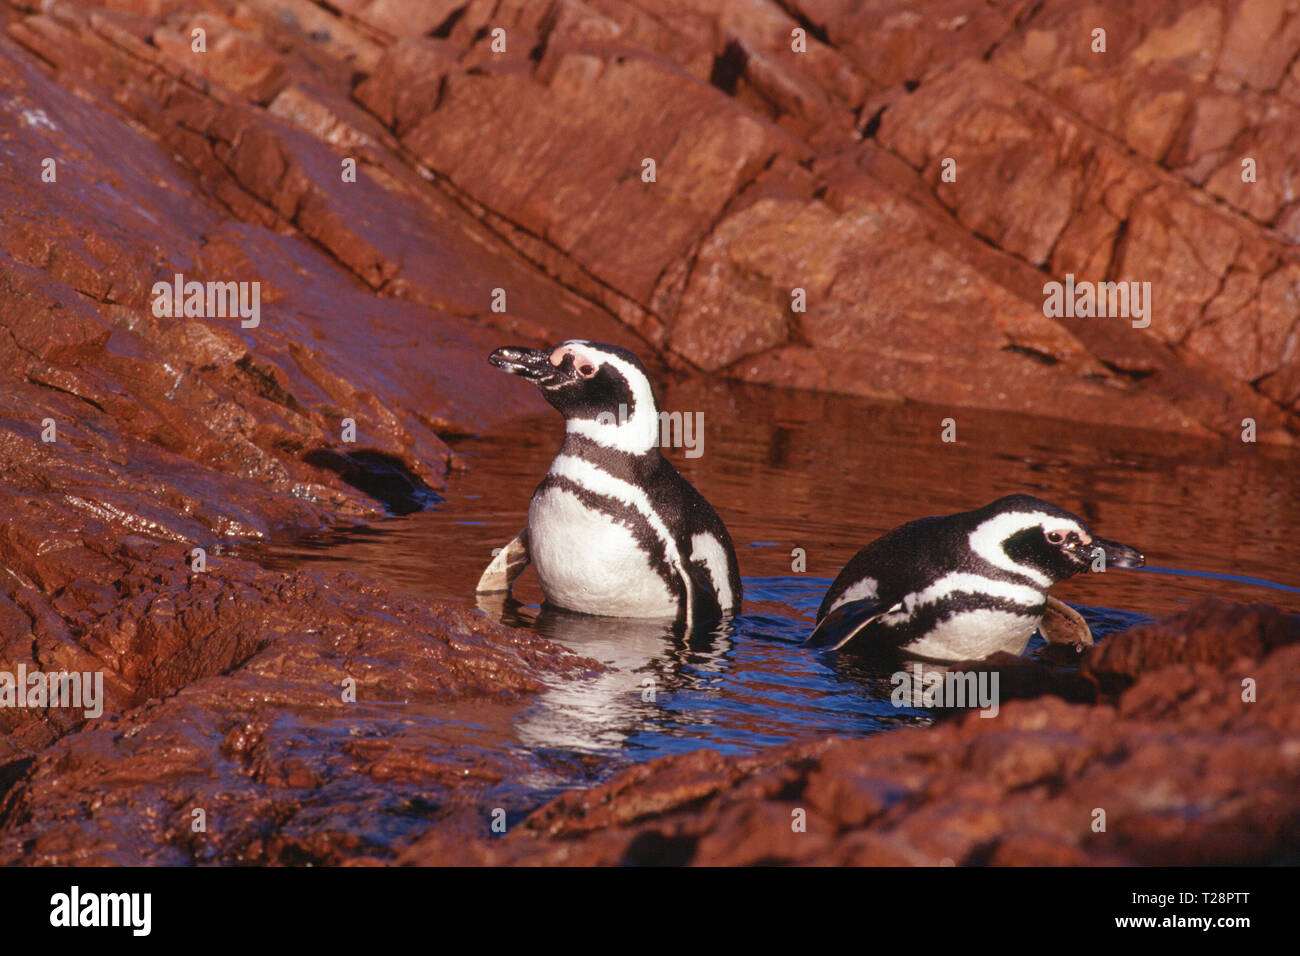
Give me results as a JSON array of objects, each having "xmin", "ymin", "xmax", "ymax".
[
  {"xmin": 476, "ymin": 529, "xmax": 531, "ymax": 594},
  {"xmin": 807, "ymin": 598, "xmax": 892, "ymax": 651},
  {"xmin": 1039, "ymin": 595, "xmax": 1092, "ymax": 650}
]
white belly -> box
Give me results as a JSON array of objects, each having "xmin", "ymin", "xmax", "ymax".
[
  {"xmin": 529, "ymin": 486, "xmax": 678, "ymax": 618},
  {"xmin": 903, "ymin": 609, "xmax": 1041, "ymax": 661}
]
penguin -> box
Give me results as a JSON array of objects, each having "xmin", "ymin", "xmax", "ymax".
[
  {"xmin": 808, "ymin": 494, "xmax": 1144, "ymax": 661},
  {"xmin": 475, "ymin": 340, "xmax": 741, "ymax": 627}
]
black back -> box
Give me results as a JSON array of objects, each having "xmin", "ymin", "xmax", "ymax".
[{"xmin": 816, "ymin": 495, "xmax": 1088, "ymax": 638}]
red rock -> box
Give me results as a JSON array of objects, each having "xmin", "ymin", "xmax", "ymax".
[
  {"xmin": 151, "ymin": 13, "xmax": 287, "ymax": 103},
  {"xmin": 1087, "ymin": 598, "xmax": 1300, "ymax": 686}
]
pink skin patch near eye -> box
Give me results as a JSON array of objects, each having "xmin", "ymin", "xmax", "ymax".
[
  {"xmin": 1046, "ymin": 526, "xmax": 1091, "ymax": 546},
  {"xmin": 550, "ymin": 346, "xmax": 598, "ymax": 378}
]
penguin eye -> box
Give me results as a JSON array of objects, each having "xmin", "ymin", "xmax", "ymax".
[
  {"xmin": 1045, "ymin": 530, "xmax": 1065, "ymax": 545},
  {"xmin": 576, "ymin": 361, "xmax": 597, "ymax": 378}
]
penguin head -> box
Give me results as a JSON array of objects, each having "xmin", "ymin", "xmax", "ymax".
[
  {"xmin": 971, "ymin": 494, "xmax": 1145, "ymax": 585},
  {"xmin": 489, "ymin": 340, "xmax": 661, "ymax": 452}
]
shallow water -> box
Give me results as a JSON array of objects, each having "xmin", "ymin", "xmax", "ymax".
[{"xmin": 241, "ymin": 379, "xmax": 1300, "ymax": 777}]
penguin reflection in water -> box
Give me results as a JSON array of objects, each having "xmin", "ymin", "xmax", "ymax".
[
  {"xmin": 476, "ymin": 340, "xmax": 741, "ymax": 627},
  {"xmin": 809, "ymin": 495, "xmax": 1144, "ymax": 661}
]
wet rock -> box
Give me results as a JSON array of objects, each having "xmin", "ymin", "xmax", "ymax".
[
  {"xmin": 0, "ymin": 548, "xmax": 604, "ymax": 864},
  {"xmin": 1086, "ymin": 597, "xmax": 1300, "ymax": 695}
]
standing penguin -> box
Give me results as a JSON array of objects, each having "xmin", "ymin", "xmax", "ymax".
[
  {"xmin": 476, "ymin": 340, "xmax": 741, "ymax": 626},
  {"xmin": 809, "ymin": 494, "xmax": 1144, "ymax": 660}
]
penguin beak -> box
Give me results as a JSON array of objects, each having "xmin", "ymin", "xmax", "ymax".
[
  {"xmin": 489, "ymin": 346, "xmax": 569, "ymax": 387},
  {"xmin": 1090, "ymin": 537, "xmax": 1145, "ymax": 570}
]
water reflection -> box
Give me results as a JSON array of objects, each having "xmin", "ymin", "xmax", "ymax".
[
  {"xmin": 470, "ymin": 575, "xmax": 949, "ymax": 758},
  {"xmin": 478, "ymin": 597, "xmax": 739, "ymax": 752}
]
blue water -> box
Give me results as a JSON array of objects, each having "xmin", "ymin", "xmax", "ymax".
[
  {"xmin": 489, "ymin": 574, "xmax": 1150, "ymax": 760},
  {"xmin": 1137, "ymin": 565, "xmax": 1300, "ymax": 595}
]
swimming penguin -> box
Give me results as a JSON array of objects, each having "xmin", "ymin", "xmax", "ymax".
[
  {"xmin": 808, "ymin": 494, "xmax": 1144, "ymax": 660},
  {"xmin": 475, "ymin": 340, "xmax": 741, "ymax": 626}
]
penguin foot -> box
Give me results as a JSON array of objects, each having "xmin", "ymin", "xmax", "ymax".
[
  {"xmin": 1039, "ymin": 595, "xmax": 1093, "ymax": 652},
  {"xmin": 476, "ymin": 529, "xmax": 531, "ymax": 594}
]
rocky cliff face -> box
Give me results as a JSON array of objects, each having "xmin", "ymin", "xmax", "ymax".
[
  {"xmin": 0, "ymin": 0, "xmax": 1297, "ymax": 865},
  {"xmin": 5, "ymin": 0, "xmax": 1298, "ymax": 443}
]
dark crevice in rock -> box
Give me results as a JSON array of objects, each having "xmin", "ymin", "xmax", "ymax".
[
  {"xmin": 1100, "ymin": 360, "xmax": 1157, "ymax": 382},
  {"xmin": 773, "ymin": 1, "xmax": 830, "ymax": 46},
  {"xmin": 709, "ymin": 39, "xmax": 748, "ymax": 96},
  {"xmin": 1014, "ymin": 1, "xmax": 1046, "ymax": 29},
  {"xmin": 303, "ymin": 448, "xmax": 443, "ymax": 515},
  {"xmin": 234, "ymin": 355, "xmax": 308, "ymax": 415},
  {"xmin": 859, "ymin": 104, "xmax": 887, "ymax": 140},
  {"xmin": 1105, "ymin": 215, "xmax": 1133, "ymax": 283},
  {"xmin": 1002, "ymin": 343, "xmax": 1060, "ymax": 366},
  {"xmin": 0, "ymin": 758, "xmax": 34, "ymax": 810},
  {"xmin": 963, "ymin": 838, "xmax": 1002, "ymax": 866},
  {"xmin": 621, "ymin": 829, "xmax": 699, "ymax": 866},
  {"xmin": 26, "ymin": 376, "xmax": 107, "ymax": 412},
  {"xmin": 429, "ymin": 6, "xmax": 467, "ymax": 39}
]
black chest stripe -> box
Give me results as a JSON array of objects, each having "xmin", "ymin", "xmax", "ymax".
[
  {"xmin": 536, "ymin": 474, "xmax": 685, "ymax": 610},
  {"xmin": 560, "ymin": 434, "xmax": 656, "ymax": 486},
  {"xmin": 862, "ymin": 595, "xmax": 1048, "ymax": 653}
]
